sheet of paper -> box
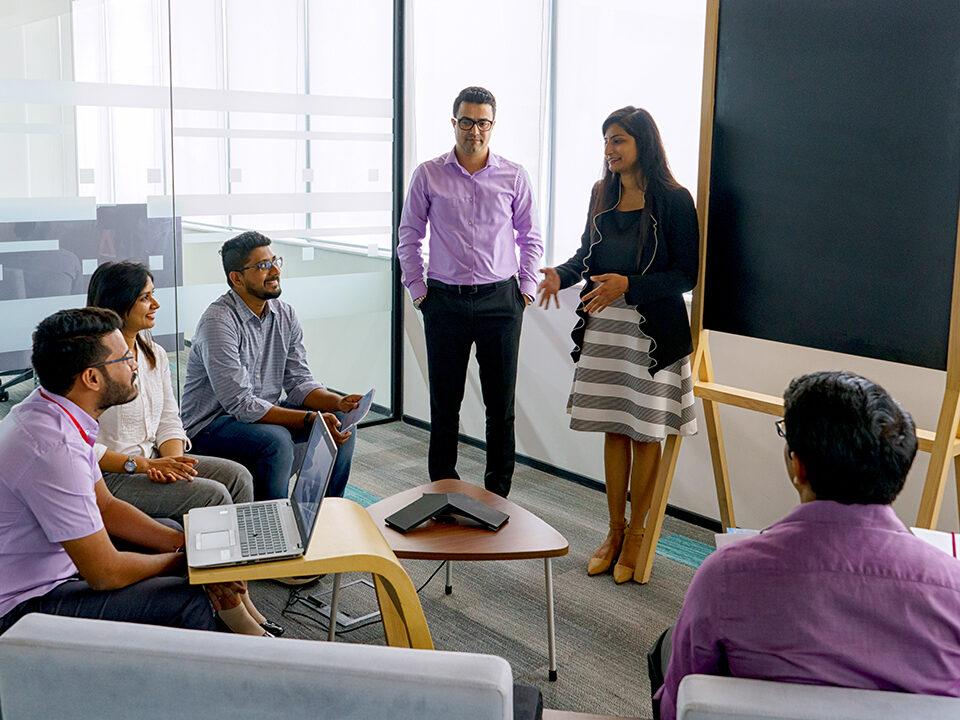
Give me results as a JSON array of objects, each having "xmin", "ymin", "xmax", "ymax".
[
  {"xmin": 714, "ymin": 528, "xmax": 760, "ymax": 549},
  {"xmin": 340, "ymin": 388, "xmax": 375, "ymax": 431},
  {"xmin": 910, "ymin": 527, "xmax": 959, "ymax": 558}
]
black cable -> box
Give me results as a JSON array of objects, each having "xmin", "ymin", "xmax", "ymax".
[{"xmin": 416, "ymin": 561, "xmax": 447, "ymax": 593}]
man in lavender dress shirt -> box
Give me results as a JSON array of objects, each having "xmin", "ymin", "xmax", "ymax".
[
  {"xmin": 0, "ymin": 308, "xmax": 215, "ymax": 634},
  {"xmin": 652, "ymin": 371, "xmax": 960, "ymax": 720},
  {"xmin": 398, "ymin": 86, "xmax": 543, "ymax": 497}
]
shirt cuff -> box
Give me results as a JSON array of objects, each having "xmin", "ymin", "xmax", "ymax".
[
  {"xmin": 286, "ymin": 381, "xmax": 325, "ymax": 408},
  {"xmin": 407, "ymin": 280, "xmax": 428, "ymax": 302},
  {"xmin": 519, "ymin": 279, "xmax": 537, "ymax": 299},
  {"xmin": 155, "ymin": 431, "xmax": 191, "ymax": 453}
]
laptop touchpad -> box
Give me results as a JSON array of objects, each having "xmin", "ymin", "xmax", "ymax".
[{"xmin": 198, "ymin": 530, "xmax": 232, "ymax": 550}]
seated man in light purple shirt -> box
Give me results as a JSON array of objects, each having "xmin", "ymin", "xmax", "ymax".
[
  {"xmin": 0, "ymin": 308, "xmax": 216, "ymax": 634},
  {"xmin": 652, "ymin": 371, "xmax": 960, "ymax": 720},
  {"xmin": 398, "ymin": 86, "xmax": 543, "ymax": 497}
]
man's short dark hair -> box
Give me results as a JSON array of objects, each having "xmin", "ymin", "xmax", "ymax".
[
  {"xmin": 220, "ymin": 231, "xmax": 272, "ymax": 284},
  {"xmin": 453, "ymin": 86, "xmax": 496, "ymax": 119},
  {"xmin": 32, "ymin": 307, "xmax": 123, "ymax": 396},
  {"xmin": 783, "ymin": 371, "xmax": 917, "ymax": 505}
]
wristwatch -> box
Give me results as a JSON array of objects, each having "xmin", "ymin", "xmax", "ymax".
[{"xmin": 123, "ymin": 455, "xmax": 138, "ymax": 474}]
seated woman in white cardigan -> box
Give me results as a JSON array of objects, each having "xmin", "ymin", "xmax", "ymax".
[
  {"xmin": 87, "ymin": 261, "xmax": 280, "ymax": 636},
  {"xmin": 87, "ymin": 262, "xmax": 254, "ymax": 519}
]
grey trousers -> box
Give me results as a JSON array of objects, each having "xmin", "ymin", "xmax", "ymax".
[{"xmin": 103, "ymin": 455, "xmax": 254, "ymax": 521}]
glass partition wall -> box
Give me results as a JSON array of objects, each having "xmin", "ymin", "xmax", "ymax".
[{"xmin": 0, "ymin": 0, "xmax": 398, "ymax": 423}]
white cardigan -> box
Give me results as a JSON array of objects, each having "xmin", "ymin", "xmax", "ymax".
[{"xmin": 94, "ymin": 338, "xmax": 191, "ymax": 462}]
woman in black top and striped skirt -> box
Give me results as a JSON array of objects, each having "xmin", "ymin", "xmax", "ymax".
[{"xmin": 538, "ymin": 107, "xmax": 699, "ymax": 584}]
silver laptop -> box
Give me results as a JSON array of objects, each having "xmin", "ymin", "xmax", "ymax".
[{"xmin": 186, "ymin": 416, "xmax": 337, "ymax": 568}]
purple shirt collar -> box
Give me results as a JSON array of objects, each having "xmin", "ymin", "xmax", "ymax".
[
  {"xmin": 442, "ymin": 147, "xmax": 502, "ymax": 173},
  {"xmin": 770, "ymin": 499, "xmax": 907, "ymax": 533},
  {"xmin": 35, "ymin": 388, "xmax": 99, "ymax": 447}
]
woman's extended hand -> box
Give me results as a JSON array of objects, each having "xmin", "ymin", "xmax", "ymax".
[
  {"xmin": 582, "ymin": 273, "xmax": 629, "ymax": 314},
  {"xmin": 537, "ymin": 267, "xmax": 561, "ymax": 309},
  {"xmin": 146, "ymin": 455, "xmax": 199, "ymax": 483}
]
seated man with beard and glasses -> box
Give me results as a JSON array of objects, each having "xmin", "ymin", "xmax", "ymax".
[
  {"xmin": 0, "ymin": 308, "xmax": 219, "ymax": 634},
  {"xmin": 181, "ymin": 231, "xmax": 362, "ymax": 501}
]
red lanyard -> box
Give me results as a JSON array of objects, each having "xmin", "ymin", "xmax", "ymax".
[{"xmin": 39, "ymin": 389, "xmax": 92, "ymax": 446}]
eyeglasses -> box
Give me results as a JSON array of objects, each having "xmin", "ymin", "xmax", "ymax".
[
  {"xmin": 239, "ymin": 256, "xmax": 283, "ymax": 273},
  {"xmin": 456, "ymin": 117, "xmax": 493, "ymax": 132},
  {"xmin": 775, "ymin": 419, "xmax": 786, "ymax": 438},
  {"xmin": 91, "ymin": 352, "xmax": 136, "ymax": 369}
]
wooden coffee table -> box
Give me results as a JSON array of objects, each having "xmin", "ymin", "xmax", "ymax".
[{"xmin": 366, "ymin": 478, "xmax": 569, "ymax": 680}]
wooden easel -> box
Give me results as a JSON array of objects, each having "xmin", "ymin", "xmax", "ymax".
[{"xmin": 632, "ymin": 0, "xmax": 960, "ymax": 584}]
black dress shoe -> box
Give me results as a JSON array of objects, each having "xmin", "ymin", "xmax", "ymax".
[{"xmin": 260, "ymin": 620, "xmax": 285, "ymax": 637}]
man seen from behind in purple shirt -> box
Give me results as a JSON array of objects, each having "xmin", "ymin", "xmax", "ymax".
[{"xmin": 651, "ymin": 370, "xmax": 960, "ymax": 720}]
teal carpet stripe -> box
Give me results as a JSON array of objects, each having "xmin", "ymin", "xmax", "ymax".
[
  {"xmin": 655, "ymin": 534, "xmax": 714, "ymax": 569},
  {"xmin": 343, "ymin": 484, "xmax": 380, "ymax": 508},
  {"xmin": 345, "ymin": 485, "xmax": 715, "ymax": 568}
]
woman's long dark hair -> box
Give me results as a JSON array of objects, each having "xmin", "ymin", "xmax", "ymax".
[
  {"xmin": 589, "ymin": 106, "xmax": 680, "ymax": 224},
  {"xmin": 86, "ymin": 261, "xmax": 157, "ymax": 369}
]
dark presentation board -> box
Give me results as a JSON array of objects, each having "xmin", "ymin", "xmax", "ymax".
[{"xmin": 702, "ymin": 0, "xmax": 960, "ymax": 370}]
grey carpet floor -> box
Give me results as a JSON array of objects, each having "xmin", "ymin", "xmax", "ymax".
[{"xmin": 249, "ymin": 421, "xmax": 711, "ymax": 719}]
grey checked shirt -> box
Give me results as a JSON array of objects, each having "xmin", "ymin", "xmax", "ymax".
[{"xmin": 180, "ymin": 290, "xmax": 323, "ymax": 438}]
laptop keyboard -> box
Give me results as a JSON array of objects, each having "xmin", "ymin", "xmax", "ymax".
[{"xmin": 237, "ymin": 504, "xmax": 288, "ymax": 557}]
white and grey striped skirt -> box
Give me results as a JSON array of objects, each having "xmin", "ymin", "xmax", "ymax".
[{"xmin": 566, "ymin": 295, "xmax": 697, "ymax": 442}]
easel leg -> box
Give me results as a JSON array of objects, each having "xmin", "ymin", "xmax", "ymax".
[
  {"xmin": 954, "ymin": 456, "xmax": 960, "ymax": 527},
  {"xmin": 698, "ymin": 337, "xmax": 735, "ymax": 530},
  {"xmin": 916, "ymin": 386, "xmax": 960, "ymax": 528},
  {"xmin": 633, "ymin": 434, "xmax": 682, "ymax": 584}
]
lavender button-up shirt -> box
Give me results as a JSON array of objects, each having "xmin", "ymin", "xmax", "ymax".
[
  {"xmin": 397, "ymin": 149, "xmax": 543, "ymax": 300},
  {"xmin": 0, "ymin": 388, "xmax": 104, "ymax": 618},
  {"xmin": 657, "ymin": 500, "xmax": 960, "ymax": 720}
]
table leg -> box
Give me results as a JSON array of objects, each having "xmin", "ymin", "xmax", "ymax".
[
  {"xmin": 328, "ymin": 573, "xmax": 341, "ymax": 642},
  {"xmin": 445, "ymin": 560, "xmax": 453, "ymax": 595},
  {"xmin": 545, "ymin": 557, "xmax": 557, "ymax": 681}
]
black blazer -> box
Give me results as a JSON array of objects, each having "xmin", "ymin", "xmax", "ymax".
[{"xmin": 555, "ymin": 183, "xmax": 700, "ymax": 374}]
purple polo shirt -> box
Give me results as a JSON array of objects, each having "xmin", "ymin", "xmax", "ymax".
[
  {"xmin": 657, "ymin": 500, "xmax": 960, "ymax": 720},
  {"xmin": 0, "ymin": 388, "xmax": 104, "ymax": 618},
  {"xmin": 397, "ymin": 148, "xmax": 544, "ymax": 300}
]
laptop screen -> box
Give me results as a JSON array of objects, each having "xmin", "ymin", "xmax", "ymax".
[{"xmin": 289, "ymin": 416, "xmax": 338, "ymax": 548}]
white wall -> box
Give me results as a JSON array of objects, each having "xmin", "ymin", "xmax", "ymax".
[{"xmin": 403, "ymin": 292, "xmax": 960, "ymax": 533}]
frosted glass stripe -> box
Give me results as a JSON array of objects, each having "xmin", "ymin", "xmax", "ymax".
[
  {"xmin": 0, "ymin": 122, "xmax": 74, "ymax": 135},
  {"xmin": 2, "ymin": 294, "xmax": 87, "ymax": 353},
  {"xmin": 0, "ymin": 78, "xmax": 391, "ymax": 117},
  {"xmin": 182, "ymin": 227, "xmax": 392, "ymax": 245},
  {"xmin": 175, "ymin": 272, "xmax": 391, "ymax": 335},
  {"xmin": 148, "ymin": 192, "xmax": 391, "ymax": 218},
  {"xmin": 0, "ymin": 197, "xmax": 96, "ymax": 222},
  {"xmin": 0, "ymin": 0, "xmax": 69, "ymax": 32},
  {"xmin": 174, "ymin": 127, "xmax": 391, "ymax": 142},
  {"xmin": 0, "ymin": 240, "xmax": 60, "ymax": 253}
]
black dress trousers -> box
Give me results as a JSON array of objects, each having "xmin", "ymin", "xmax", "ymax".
[{"xmin": 422, "ymin": 277, "xmax": 524, "ymax": 497}]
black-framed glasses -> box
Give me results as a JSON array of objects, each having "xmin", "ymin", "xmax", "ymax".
[
  {"xmin": 775, "ymin": 419, "xmax": 786, "ymax": 438},
  {"xmin": 456, "ymin": 117, "xmax": 493, "ymax": 132},
  {"xmin": 91, "ymin": 352, "xmax": 136, "ymax": 369},
  {"xmin": 239, "ymin": 256, "xmax": 283, "ymax": 273}
]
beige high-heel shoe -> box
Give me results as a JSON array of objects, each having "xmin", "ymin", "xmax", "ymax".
[
  {"xmin": 587, "ymin": 520, "xmax": 626, "ymax": 576},
  {"xmin": 613, "ymin": 525, "xmax": 645, "ymax": 584}
]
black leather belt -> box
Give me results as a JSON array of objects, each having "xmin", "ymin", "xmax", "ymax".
[{"xmin": 427, "ymin": 277, "xmax": 515, "ymax": 295}]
